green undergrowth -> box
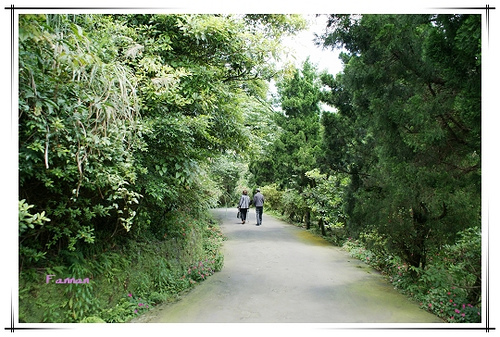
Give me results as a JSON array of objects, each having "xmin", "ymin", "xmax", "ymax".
[
  {"xmin": 19, "ymin": 212, "xmax": 226, "ymax": 323},
  {"xmin": 342, "ymin": 228, "xmax": 481, "ymax": 323}
]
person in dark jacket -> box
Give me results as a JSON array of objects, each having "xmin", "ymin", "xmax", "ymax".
[
  {"xmin": 253, "ymin": 188, "xmax": 264, "ymax": 226},
  {"xmin": 238, "ymin": 190, "xmax": 251, "ymax": 224}
]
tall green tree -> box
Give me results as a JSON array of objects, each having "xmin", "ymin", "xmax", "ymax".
[
  {"xmin": 251, "ymin": 59, "xmax": 323, "ymax": 189},
  {"xmin": 318, "ymin": 14, "xmax": 481, "ymax": 271},
  {"xmin": 250, "ymin": 59, "xmax": 323, "ymax": 226}
]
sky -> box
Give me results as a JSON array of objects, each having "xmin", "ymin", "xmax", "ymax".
[{"xmin": 282, "ymin": 14, "xmax": 344, "ymax": 76}]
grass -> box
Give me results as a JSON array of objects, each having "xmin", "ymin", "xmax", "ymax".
[{"xmin": 19, "ymin": 213, "xmax": 226, "ymax": 323}]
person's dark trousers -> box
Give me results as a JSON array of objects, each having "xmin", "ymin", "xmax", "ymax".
[
  {"xmin": 255, "ymin": 206, "xmax": 263, "ymax": 225},
  {"xmin": 240, "ymin": 208, "xmax": 248, "ymax": 222}
]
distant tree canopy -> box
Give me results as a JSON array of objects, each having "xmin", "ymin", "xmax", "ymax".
[{"xmin": 250, "ymin": 58, "xmax": 322, "ymax": 191}]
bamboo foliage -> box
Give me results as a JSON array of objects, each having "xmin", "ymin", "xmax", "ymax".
[{"xmin": 19, "ymin": 14, "xmax": 143, "ymax": 258}]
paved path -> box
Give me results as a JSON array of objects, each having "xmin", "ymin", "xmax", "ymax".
[{"xmin": 135, "ymin": 208, "xmax": 442, "ymax": 323}]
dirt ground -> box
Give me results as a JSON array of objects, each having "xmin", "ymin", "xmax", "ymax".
[{"xmin": 132, "ymin": 208, "xmax": 443, "ymax": 324}]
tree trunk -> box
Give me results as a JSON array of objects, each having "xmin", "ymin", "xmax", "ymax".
[
  {"xmin": 319, "ymin": 218, "xmax": 326, "ymax": 236},
  {"xmin": 305, "ymin": 210, "xmax": 311, "ymax": 230},
  {"xmin": 468, "ymin": 275, "xmax": 482, "ymax": 306},
  {"xmin": 404, "ymin": 205, "xmax": 429, "ymax": 277}
]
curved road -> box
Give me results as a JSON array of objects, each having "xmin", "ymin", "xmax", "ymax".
[{"xmin": 134, "ymin": 208, "xmax": 442, "ymax": 323}]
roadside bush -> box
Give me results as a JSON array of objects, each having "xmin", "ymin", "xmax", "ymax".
[
  {"xmin": 342, "ymin": 226, "xmax": 481, "ymax": 323},
  {"xmin": 304, "ymin": 169, "xmax": 349, "ymax": 229},
  {"xmin": 358, "ymin": 229, "xmax": 390, "ymax": 271},
  {"xmin": 260, "ymin": 184, "xmax": 284, "ymax": 212},
  {"xmin": 417, "ymin": 287, "xmax": 481, "ymax": 323},
  {"xmin": 411, "ymin": 226, "xmax": 481, "ymax": 322},
  {"xmin": 202, "ymin": 222, "xmax": 226, "ymax": 272},
  {"xmin": 19, "ymin": 213, "xmax": 226, "ymax": 323},
  {"xmin": 281, "ymin": 188, "xmax": 307, "ymax": 222}
]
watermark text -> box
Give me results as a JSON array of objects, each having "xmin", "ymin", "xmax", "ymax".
[{"xmin": 46, "ymin": 274, "xmax": 90, "ymax": 284}]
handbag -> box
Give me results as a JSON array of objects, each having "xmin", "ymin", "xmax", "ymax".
[{"xmin": 237, "ymin": 211, "xmax": 241, "ymax": 219}]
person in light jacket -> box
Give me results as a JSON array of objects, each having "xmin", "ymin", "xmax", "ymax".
[
  {"xmin": 238, "ymin": 190, "xmax": 251, "ymax": 224},
  {"xmin": 253, "ymin": 188, "xmax": 264, "ymax": 226}
]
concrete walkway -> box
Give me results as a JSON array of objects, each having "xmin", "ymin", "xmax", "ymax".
[{"xmin": 134, "ymin": 208, "xmax": 442, "ymax": 323}]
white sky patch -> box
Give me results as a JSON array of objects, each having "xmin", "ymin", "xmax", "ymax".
[{"xmin": 282, "ymin": 14, "xmax": 344, "ymax": 76}]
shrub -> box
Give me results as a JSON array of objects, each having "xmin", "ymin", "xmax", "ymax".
[
  {"xmin": 418, "ymin": 287, "xmax": 481, "ymax": 323},
  {"xmin": 342, "ymin": 226, "xmax": 481, "ymax": 323},
  {"xmin": 260, "ymin": 184, "xmax": 284, "ymax": 212},
  {"xmin": 304, "ymin": 169, "xmax": 350, "ymax": 229},
  {"xmin": 281, "ymin": 188, "xmax": 307, "ymax": 222},
  {"xmin": 19, "ymin": 213, "xmax": 226, "ymax": 322}
]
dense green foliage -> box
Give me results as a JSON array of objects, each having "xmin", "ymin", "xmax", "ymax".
[
  {"xmin": 18, "ymin": 13, "xmax": 481, "ymax": 324},
  {"xmin": 318, "ymin": 15, "xmax": 481, "ymax": 297},
  {"xmin": 319, "ymin": 15, "xmax": 481, "ymax": 272},
  {"xmin": 20, "ymin": 211, "xmax": 225, "ymax": 322},
  {"xmin": 251, "ymin": 59, "xmax": 322, "ymax": 189},
  {"xmin": 18, "ymin": 13, "xmax": 305, "ymax": 322}
]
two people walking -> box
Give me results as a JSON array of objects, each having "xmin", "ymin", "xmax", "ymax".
[{"xmin": 237, "ymin": 188, "xmax": 264, "ymax": 226}]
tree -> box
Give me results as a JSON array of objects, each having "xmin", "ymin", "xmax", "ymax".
[
  {"xmin": 304, "ymin": 169, "xmax": 350, "ymax": 237},
  {"xmin": 252, "ymin": 59, "xmax": 322, "ymax": 185},
  {"xmin": 318, "ymin": 14, "xmax": 481, "ymax": 271},
  {"xmin": 250, "ymin": 59, "xmax": 323, "ymax": 226},
  {"xmin": 18, "ymin": 13, "xmax": 308, "ymax": 266},
  {"xmin": 115, "ymin": 14, "xmax": 306, "ymax": 227}
]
